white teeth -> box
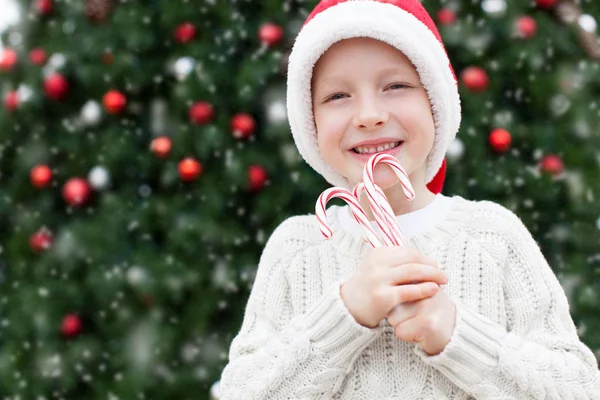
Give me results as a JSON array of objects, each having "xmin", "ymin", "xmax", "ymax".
[{"xmin": 354, "ymin": 141, "xmax": 400, "ymax": 154}]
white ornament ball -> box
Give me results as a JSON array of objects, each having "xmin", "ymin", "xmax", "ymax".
[
  {"xmin": 88, "ymin": 166, "xmax": 111, "ymax": 190},
  {"xmin": 210, "ymin": 380, "xmax": 221, "ymax": 400},
  {"xmin": 127, "ymin": 266, "xmax": 148, "ymax": 286},
  {"xmin": 578, "ymin": 14, "xmax": 597, "ymax": 33},
  {"xmin": 42, "ymin": 53, "xmax": 67, "ymax": 78},
  {"xmin": 481, "ymin": 0, "xmax": 507, "ymax": 18},
  {"xmin": 266, "ymin": 99, "xmax": 287, "ymax": 124},
  {"xmin": 173, "ymin": 57, "xmax": 195, "ymax": 81},
  {"xmin": 446, "ymin": 138, "xmax": 465, "ymax": 162},
  {"xmin": 81, "ymin": 100, "xmax": 103, "ymax": 126}
]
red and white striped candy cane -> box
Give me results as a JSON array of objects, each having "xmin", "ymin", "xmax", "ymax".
[
  {"xmin": 360, "ymin": 154, "xmax": 415, "ymax": 247},
  {"xmin": 316, "ymin": 186, "xmax": 382, "ymax": 248},
  {"xmin": 353, "ymin": 181, "xmax": 404, "ymax": 247}
]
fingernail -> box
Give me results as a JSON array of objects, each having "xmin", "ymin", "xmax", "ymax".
[{"xmin": 427, "ymin": 283, "xmax": 439, "ymax": 294}]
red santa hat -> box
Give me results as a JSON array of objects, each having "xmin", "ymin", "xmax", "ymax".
[{"xmin": 286, "ymin": 0, "xmax": 461, "ymax": 194}]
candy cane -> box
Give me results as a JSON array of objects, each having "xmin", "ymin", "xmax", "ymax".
[
  {"xmin": 316, "ymin": 187, "xmax": 382, "ymax": 248},
  {"xmin": 353, "ymin": 181, "xmax": 404, "ymax": 247},
  {"xmin": 359, "ymin": 154, "xmax": 415, "ymax": 246}
]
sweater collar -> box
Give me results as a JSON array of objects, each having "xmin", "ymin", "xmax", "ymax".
[{"xmin": 336, "ymin": 194, "xmax": 455, "ymax": 240}]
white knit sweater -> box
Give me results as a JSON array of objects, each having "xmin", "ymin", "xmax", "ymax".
[{"xmin": 219, "ymin": 195, "xmax": 600, "ymax": 399}]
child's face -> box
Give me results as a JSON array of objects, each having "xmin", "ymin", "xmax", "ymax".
[{"xmin": 312, "ymin": 38, "xmax": 435, "ymax": 189}]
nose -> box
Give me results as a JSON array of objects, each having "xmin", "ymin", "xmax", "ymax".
[{"xmin": 352, "ymin": 99, "xmax": 389, "ymax": 131}]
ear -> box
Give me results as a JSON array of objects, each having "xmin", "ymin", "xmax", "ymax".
[{"xmin": 426, "ymin": 158, "xmax": 446, "ymax": 194}]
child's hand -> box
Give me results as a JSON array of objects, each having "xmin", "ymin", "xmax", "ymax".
[
  {"xmin": 386, "ymin": 286, "xmax": 456, "ymax": 356},
  {"xmin": 340, "ymin": 247, "xmax": 447, "ymax": 329}
]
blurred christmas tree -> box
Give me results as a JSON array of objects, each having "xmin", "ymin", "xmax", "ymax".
[{"xmin": 0, "ymin": 0, "xmax": 599, "ymax": 398}]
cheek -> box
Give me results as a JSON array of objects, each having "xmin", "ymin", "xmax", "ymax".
[
  {"xmin": 315, "ymin": 109, "xmax": 346, "ymax": 153},
  {"xmin": 397, "ymin": 98, "xmax": 435, "ymax": 141}
]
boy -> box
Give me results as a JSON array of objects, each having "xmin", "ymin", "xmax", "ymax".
[{"xmin": 219, "ymin": 0, "xmax": 600, "ymax": 398}]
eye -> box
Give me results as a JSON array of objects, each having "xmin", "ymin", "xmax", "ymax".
[
  {"xmin": 325, "ymin": 93, "xmax": 348, "ymax": 102},
  {"xmin": 387, "ymin": 83, "xmax": 411, "ymax": 90}
]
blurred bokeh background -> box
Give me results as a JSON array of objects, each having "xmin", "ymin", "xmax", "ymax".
[{"xmin": 0, "ymin": 0, "xmax": 599, "ymax": 398}]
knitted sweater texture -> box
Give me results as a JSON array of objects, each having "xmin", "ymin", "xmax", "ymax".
[{"xmin": 219, "ymin": 195, "xmax": 600, "ymax": 399}]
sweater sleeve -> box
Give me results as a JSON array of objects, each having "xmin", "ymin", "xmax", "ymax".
[
  {"xmin": 413, "ymin": 205, "xmax": 600, "ymax": 399},
  {"xmin": 218, "ymin": 217, "xmax": 383, "ymax": 400}
]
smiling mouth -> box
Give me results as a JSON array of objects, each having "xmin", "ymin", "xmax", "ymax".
[{"xmin": 352, "ymin": 141, "xmax": 403, "ymax": 154}]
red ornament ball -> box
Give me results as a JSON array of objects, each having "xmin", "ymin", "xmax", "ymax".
[
  {"xmin": 540, "ymin": 154, "xmax": 564, "ymax": 175},
  {"xmin": 174, "ymin": 22, "xmax": 196, "ymax": 44},
  {"xmin": 461, "ymin": 66, "xmax": 489, "ymax": 93},
  {"xmin": 189, "ymin": 101, "xmax": 214, "ymax": 125},
  {"xmin": 62, "ymin": 177, "xmax": 91, "ymax": 206},
  {"xmin": 44, "ymin": 73, "xmax": 69, "ymax": 100},
  {"xmin": 31, "ymin": 165, "xmax": 53, "ymax": 188},
  {"xmin": 536, "ymin": 0, "xmax": 558, "ymax": 9},
  {"xmin": 258, "ymin": 23, "xmax": 284, "ymax": 47},
  {"xmin": 0, "ymin": 49, "xmax": 18, "ymax": 71},
  {"xmin": 248, "ymin": 165, "xmax": 268, "ymax": 192},
  {"xmin": 231, "ymin": 113, "xmax": 256, "ymax": 139},
  {"xmin": 489, "ymin": 128, "xmax": 512, "ymax": 153},
  {"xmin": 516, "ymin": 16, "xmax": 537, "ymax": 39},
  {"xmin": 151, "ymin": 136, "xmax": 172, "ymax": 158},
  {"xmin": 178, "ymin": 158, "xmax": 203, "ymax": 182},
  {"xmin": 437, "ymin": 8, "xmax": 457, "ymax": 25},
  {"xmin": 4, "ymin": 91, "xmax": 19, "ymax": 112},
  {"xmin": 103, "ymin": 90, "xmax": 127, "ymax": 114},
  {"xmin": 35, "ymin": 0, "xmax": 54, "ymax": 15},
  {"xmin": 61, "ymin": 314, "xmax": 82, "ymax": 338},
  {"xmin": 29, "ymin": 48, "xmax": 47, "ymax": 65},
  {"xmin": 30, "ymin": 229, "xmax": 53, "ymax": 253}
]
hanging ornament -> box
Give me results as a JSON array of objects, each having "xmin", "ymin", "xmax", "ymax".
[
  {"xmin": 0, "ymin": 49, "xmax": 17, "ymax": 71},
  {"xmin": 172, "ymin": 57, "xmax": 195, "ymax": 81},
  {"xmin": 62, "ymin": 178, "xmax": 91, "ymax": 207},
  {"xmin": 61, "ymin": 314, "xmax": 82, "ymax": 338},
  {"xmin": 85, "ymin": 0, "xmax": 115, "ymax": 23},
  {"xmin": 189, "ymin": 101, "xmax": 214, "ymax": 125},
  {"xmin": 103, "ymin": 90, "xmax": 127, "ymax": 114},
  {"xmin": 489, "ymin": 128, "xmax": 512, "ymax": 152},
  {"xmin": 516, "ymin": 16, "xmax": 537, "ymax": 39},
  {"xmin": 4, "ymin": 91, "xmax": 19, "ymax": 112},
  {"xmin": 266, "ymin": 99, "xmax": 287, "ymax": 124},
  {"xmin": 437, "ymin": 8, "xmax": 457, "ymax": 26},
  {"xmin": 578, "ymin": 14, "xmax": 597, "ymax": 33},
  {"xmin": 174, "ymin": 22, "xmax": 196, "ymax": 44},
  {"xmin": 536, "ymin": 0, "xmax": 558, "ymax": 9},
  {"xmin": 446, "ymin": 138, "xmax": 465, "ymax": 161},
  {"xmin": 248, "ymin": 165, "xmax": 268, "ymax": 192},
  {"xmin": 231, "ymin": 113, "xmax": 256, "ymax": 139},
  {"xmin": 81, "ymin": 100, "xmax": 102, "ymax": 126},
  {"xmin": 30, "ymin": 228, "xmax": 53, "ymax": 253},
  {"xmin": 126, "ymin": 266, "xmax": 149, "ymax": 287},
  {"xmin": 481, "ymin": 0, "xmax": 507, "ymax": 18},
  {"xmin": 178, "ymin": 158, "xmax": 203, "ymax": 182},
  {"xmin": 88, "ymin": 166, "xmax": 111, "ymax": 191},
  {"xmin": 258, "ymin": 23, "xmax": 284, "ymax": 47},
  {"xmin": 461, "ymin": 66, "xmax": 489, "ymax": 93},
  {"xmin": 44, "ymin": 73, "xmax": 69, "ymax": 101},
  {"xmin": 150, "ymin": 136, "xmax": 172, "ymax": 159},
  {"xmin": 31, "ymin": 165, "xmax": 53, "ymax": 188},
  {"xmin": 540, "ymin": 154, "xmax": 564, "ymax": 175},
  {"xmin": 35, "ymin": 0, "xmax": 54, "ymax": 16},
  {"xmin": 29, "ymin": 48, "xmax": 47, "ymax": 65},
  {"xmin": 209, "ymin": 380, "xmax": 221, "ymax": 400}
]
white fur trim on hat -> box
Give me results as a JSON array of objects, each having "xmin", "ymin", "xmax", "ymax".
[{"xmin": 286, "ymin": 0, "xmax": 461, "ymax": 190}]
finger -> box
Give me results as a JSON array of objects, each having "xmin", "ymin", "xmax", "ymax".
[
  {"xmin": 386, "ymin": 301, "xmax": 419, "ymax": 327},
  {"xmin": 394, "ymin": 316, "xmax": 425, "ymax": 343},
  {"xmin": 388, "ymin": 264, "xmax": 448, "ymax": 286},
  {"xmin": 390, "ymin": 281, "xmax": 439, "ymax": 305}
]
